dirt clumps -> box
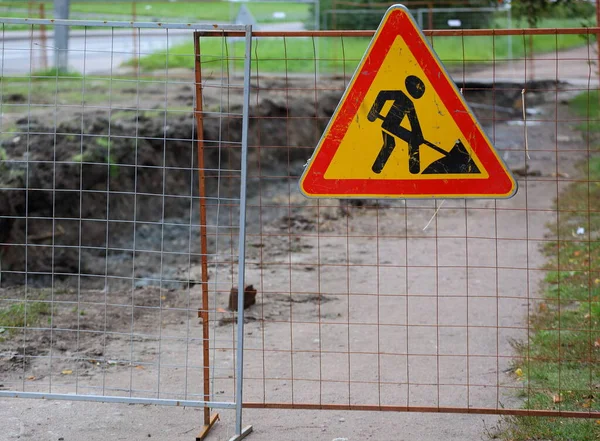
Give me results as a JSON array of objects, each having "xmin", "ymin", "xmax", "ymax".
[
  {"xmin": 0, "ymin": 77, "xmax": 550, "ymax": 288},
  {"xmin": 1, "ymin": 112, "xmax": 200, "ymax": 286},
  {"xmin": 0, "ymin": 88, "xmax": 340, "ymax": 288}
]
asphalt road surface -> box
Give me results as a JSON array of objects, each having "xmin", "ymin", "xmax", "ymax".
[{"xmin": 0, "ymin": 22, "xmax": 305, "ymax": 75}]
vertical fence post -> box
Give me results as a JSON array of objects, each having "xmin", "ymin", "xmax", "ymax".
[
  {"xmin": 193, "ymin": 33, "xmax": 220, "ymax": 441},
  {"xmin": 528, "ymin": 34, "xmax": 534, "ymax": 82},
  {"xmin": 427, "ymin": 1, "xmax": 433, "ymax": 29},
  {"xmin": 132, "ymin": 2, "xmax": 138, "ymax": 71},
  {"xmin": 53, "ymin": 0, "xmax": 70, "ymax": 71},
  {"xmin": 39, "ymin": 3, "xmax": 48, "ymax": 70},
  {"xmin": 230, "ymin": 24, "xmax": 253, "ymax": 441},
  {"xmin": 596, "ymin": 0, "xmax": 600, "ymax": 89},
  {"xmin": 332, "ymin": 0, "xmax": 337, "ymax": 30}
]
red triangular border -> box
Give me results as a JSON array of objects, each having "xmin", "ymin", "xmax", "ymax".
[{"xmin": 300, "ymin": 6, "xmax": 517, "ymax": 199}]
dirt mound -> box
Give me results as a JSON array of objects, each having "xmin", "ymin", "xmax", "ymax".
[
  {"xmin": 0, "ymin": 91, "xmax": 340, "ymax": 287},
  {"xmin": 3, "ymin": 76, "xmax": 549, "ymax": 288}
]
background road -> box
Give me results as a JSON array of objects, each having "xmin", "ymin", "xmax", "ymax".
[{"xmin": 0, "ymin": 23, "xmax": 305, "ymax": 75}]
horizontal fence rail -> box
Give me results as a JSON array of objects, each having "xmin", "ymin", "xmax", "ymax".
[{"xmin": 194, "ymin": 26, "xmax": 600, "ymax": 36}]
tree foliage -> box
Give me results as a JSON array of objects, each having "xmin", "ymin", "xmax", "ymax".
[
  {"xmin": 312, "ymin": 0, "xmax": 595, "ymax": 31},
  {"xmin": 511, "ymin": 0, "xmax": 595, "ymax": 27},
  {"xmin": 314, "ymin": 0, "xmax": 498, "ymax": 30}
]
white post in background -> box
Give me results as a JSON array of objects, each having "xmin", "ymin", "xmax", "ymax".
[{"xmin": 53, "ymin": 0, "xmax": 70, "ymax": 71}]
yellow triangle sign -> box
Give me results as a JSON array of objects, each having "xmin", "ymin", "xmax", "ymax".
[{"xmin": 299, "ymin": 5, "xmax": 517, "ymax": 199}]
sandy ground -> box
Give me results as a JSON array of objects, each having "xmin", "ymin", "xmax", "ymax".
[
  {"xmin": 0, "ymin": 44, "xmax": 595, "ymax": 440},
  {"xmin": 464, "ymin": 43, "xmax": 598, "ymax": 86}
]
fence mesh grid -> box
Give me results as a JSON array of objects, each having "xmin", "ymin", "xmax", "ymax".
[
  {"xmin": 0, "ymin": 17, "xmax": 599, "ymax": 434},
  {"xmin": 0, "ymin": 22, "xmax": 247, "ymax": 408},
  {"xmin": 194, "ymin": 29, "xmax": 600, "ymax": 419}
]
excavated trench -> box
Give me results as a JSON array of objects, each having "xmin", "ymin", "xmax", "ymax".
[{"xmin": 0, "ymin": 79, "xmax": 563, "ymax": 288}]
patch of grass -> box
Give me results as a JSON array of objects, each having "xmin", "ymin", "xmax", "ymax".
[
  {"xmin": 503, "ymin": 92, "xmax": 600, "ymax": 440},
  {"xmin": 132, "ymin": 16, "xmax": 593, "ymax": 73},
  {"xmin": 109, "ymin": 109, "xmax": 169, "ymax": 121},
  {"xmin": 96, "ymin": 136, "xmax": 109, "ymax": 149},
  {"xmin": 70, "ymin": 306, "xmax": 85, "ymax": 316},
  {"xmin": 71, "ymin": 138, "xmax": 119, "ymax": 177},
  {"xmin": 0, "ymin": 1, "xmax": 309, "ymax": 23},
  {"xmin": 31, "ymin": 68, "xmax": 83, "ymax": 80},
  {"xmin": 0, "ymin": 146, "xmax": 9, "ymax": 181},
  {"xmin": 0, "ymin": 76, "xmax": 163, "ymax": 109},
  {"xmin": 502, "ymin": 416, "xmax": 599, "ymax": 441},
  {"xmin": 0, "ymin": 146, "xmax": 7, "ymax": 171},
  {"xmin": 570, "ymin": 90, "xmax": 600, "ymax": 132},
  {"xmin": 109, "ymin": 110, "xmax": 134, "ymax": 121},
  {"xmin": 65, "ymin": 1, "xmax": 310, "ymax": 22},
  {"xmin": 0, "ymin": 300, "xmax": 50, "ymax": 334}
]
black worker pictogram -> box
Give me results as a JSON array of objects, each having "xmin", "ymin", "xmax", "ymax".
[{"xmin": 367, "ymin": 75, "xmax": 480, "ymax": 175}]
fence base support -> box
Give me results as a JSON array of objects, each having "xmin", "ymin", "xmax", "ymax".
[
  {"xmin": 196, "ymin": 413, "xmax": 220, "ymax": 441},
  {"xmin": 228, "ymin": 425, "xmax": 253, "ymax": 441}
]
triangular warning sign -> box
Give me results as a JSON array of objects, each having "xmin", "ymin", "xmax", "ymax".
[{"xmin": 299, "ymin": 5, "xmax": 517, "ymax": 199}]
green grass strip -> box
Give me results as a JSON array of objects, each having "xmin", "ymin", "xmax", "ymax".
[
  {"xmin": 502, "ymin": 91, "xmax": 600, "ymax": 440},
  {"xmin": 132, "ymin": 16, "xmax": 593, "ymax": 73},
  {"xmin": 0, "ymin": 300, "xmax": 50, "ymax": 336}
]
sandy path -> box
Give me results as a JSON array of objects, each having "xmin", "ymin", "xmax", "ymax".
[{"xmin": 460, "ymin": 43, "xmax": 597, "ymax": 85}]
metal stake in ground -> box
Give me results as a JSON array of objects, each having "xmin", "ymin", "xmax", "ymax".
[
  {"xmin": 53, "ymin": 0, "xmax": 70, "ymax": 71},
  {"xmin": 193, "ymin": 32, "xmax": 219, "ymax": 441}
]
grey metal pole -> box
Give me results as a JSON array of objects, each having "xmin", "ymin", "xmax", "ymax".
[
  {"xmin": 53, "ymin": 0, "xmax": 70, "ymax": 71},
  {"xmin": 229, "ymin": 24, "xmax": 253, "ymax": 441}
]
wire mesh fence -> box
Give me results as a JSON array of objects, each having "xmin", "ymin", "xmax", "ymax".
[
  {"xmin": 0, "ymin": 14, "xmax": 599, "ymax": 440},
  {"xmin": 195, "ymin": 27, "xmax": 600, "ymax": 422},
  {"xmin": 0, "ymin": 22, "xmax": 254, "ymax": 435}
]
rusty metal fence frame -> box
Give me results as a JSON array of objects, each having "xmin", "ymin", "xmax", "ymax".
[{"xmin": 194, "ymin": 25, "xmax": 600, "ymax": 423}]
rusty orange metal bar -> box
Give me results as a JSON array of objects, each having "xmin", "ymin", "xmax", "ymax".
[
  {"xmin": 195, "ymin": 27, "xmax": 600, "ymax": 38},
  {"xmin": 193, "ymin": 32, "xmax": 218, "ymax": 440},
  {"xmin": 243, "ymin": 403, "xmax": 599, "ymax": 418},
  {"xmin": 597, "ymin": 0, "xmax": 600, "ymax": 99},
  {"xmin": 39, "ymin": 3, "xmax": 47, "ymax": 70},
  {"xmin": 427, "ymin": 1, "xmax": 433, "ymax": 30},
  {"xmin": 191, "ymin": 25, "xmax": 599, "ymax": 427}
]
